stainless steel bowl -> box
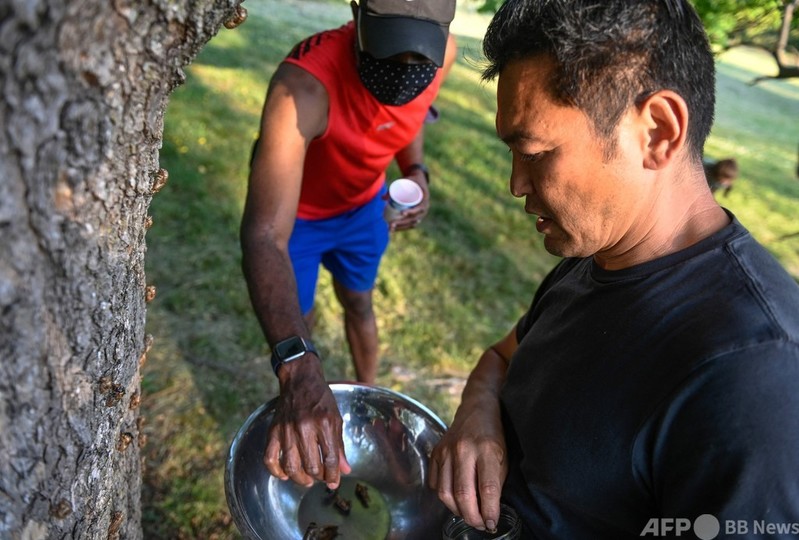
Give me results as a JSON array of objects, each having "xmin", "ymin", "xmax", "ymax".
[{"xmin": 225, "ymin": 383, "xmax": 449, "ymax": 539}]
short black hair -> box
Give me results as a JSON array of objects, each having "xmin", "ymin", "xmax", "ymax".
[{"xmin": 483, "ymin": 0, "xmax": 715, "ymax": 159}]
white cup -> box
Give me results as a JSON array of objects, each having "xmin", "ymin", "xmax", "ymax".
[{"xmin": 384, "ymin": 178, "xmax": 423, "ymax": 223}]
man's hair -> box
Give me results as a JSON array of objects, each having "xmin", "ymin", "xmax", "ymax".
[{"xmin": 483, "ymin": 0, "xmax": 715, "ymax": 159}]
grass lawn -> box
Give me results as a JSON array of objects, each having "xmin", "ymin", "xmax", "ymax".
[{"xmin": 141, "ymin": 1, "xmax": 799, "ymax": 537}]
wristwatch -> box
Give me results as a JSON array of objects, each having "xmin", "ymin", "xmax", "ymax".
[
  {"xmin": 403, "ymin": 163, "xmax": 430, "ymax": 185},
  {"xmin": 270, "ymin": 336, "xmax": 319, "ymax": 375}
]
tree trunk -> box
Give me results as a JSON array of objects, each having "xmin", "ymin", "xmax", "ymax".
[
  {"xmin": 773, "ymin": 0, "xmax": 799, "ymax": 73},
  {"xmin": 751, "ymin": 0, "xmax": 799, "ymax": 84},
  {"xmin": 0, "ymin": 0, "xmax": 242, "ymax": 537}
]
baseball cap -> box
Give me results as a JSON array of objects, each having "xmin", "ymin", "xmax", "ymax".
[{"xmin": 355, "ymin": 0, "xmax": 456, "ymax": 67}]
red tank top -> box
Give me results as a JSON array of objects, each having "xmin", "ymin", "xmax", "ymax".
[{"xmin": 283, "ymin": 22, "xmax": 443, "ymax": 220}]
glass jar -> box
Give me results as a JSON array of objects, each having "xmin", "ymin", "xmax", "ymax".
[{"xmin": 441, "ymin": 504, "xmax": 522, "ymax": 540}]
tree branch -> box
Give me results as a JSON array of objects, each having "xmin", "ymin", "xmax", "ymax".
[{"xmin": 749, "ymin": 0, "xmax": 799, "ymax": 84}]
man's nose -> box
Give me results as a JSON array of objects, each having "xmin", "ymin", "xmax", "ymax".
[{"xmin": 509, "ymin": 166, "xmax": 530, "ymax": 198}]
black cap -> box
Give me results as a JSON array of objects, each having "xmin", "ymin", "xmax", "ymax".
[{"xmin": 356, "ymin": 0, "xmax": 455, "ymax": 67}]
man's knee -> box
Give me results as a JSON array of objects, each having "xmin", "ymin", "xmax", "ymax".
[{"xmin": 336, "ymin": 286, "xmax": 374, "ymax": 319}]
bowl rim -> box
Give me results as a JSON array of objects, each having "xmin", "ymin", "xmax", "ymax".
[{"xmin": 224, "ymin": 382, "xmax": 448, "ymax": 539}]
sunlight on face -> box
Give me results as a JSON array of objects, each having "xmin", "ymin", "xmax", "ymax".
[{"xmin": 496, "ymin": 56, "xmax": 646, "ymax": 260}]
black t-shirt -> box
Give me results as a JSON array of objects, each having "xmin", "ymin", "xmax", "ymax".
[{"xmin": 501, "ymin": 214, "xmax": 799, "ymax": 539}]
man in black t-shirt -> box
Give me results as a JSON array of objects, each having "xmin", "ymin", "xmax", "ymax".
[{"xmin": 429, "ymin": 1, "xmax": 799, "ymax": 538}]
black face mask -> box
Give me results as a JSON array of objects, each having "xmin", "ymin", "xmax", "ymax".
[{"xmin": 357, "ymin": 52, "xmax": 438, "ymax": 106}]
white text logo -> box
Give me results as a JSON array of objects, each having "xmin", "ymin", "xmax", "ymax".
[
  {"xmin": 640, "ymin": 514, "xmax": 719, "ymax": 539},
  {"xmin": 641, "ymin": 515, "xmax": 799, "ymax": 538}
]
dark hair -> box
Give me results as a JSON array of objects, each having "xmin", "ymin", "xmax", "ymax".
[{"xmin": 483, "ymin": 0, "xmax": 715, "ymax": 159}]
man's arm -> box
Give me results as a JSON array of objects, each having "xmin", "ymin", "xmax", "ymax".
[
  {"xmin": 429, "ymin": 326, "xmax": 517, "ymax": 533},
  {"xmin": 240, "ymin": 62, "xmax": 350, "ymax": 488}
]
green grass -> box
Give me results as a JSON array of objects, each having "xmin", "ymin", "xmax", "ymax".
[
  {"xmin": 141, "ymin": 1, "xmax": 799, "ymax": 537},
  {"xmin": 707, "ymin": 46, "xmax": 799, "ymax": 277}
]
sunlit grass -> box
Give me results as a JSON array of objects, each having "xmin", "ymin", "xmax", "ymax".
[
  {"xmin": 142, "ymin": 2, "xmax": 799, "ymax": 537},
  {"xmin": 708, "ymin": 46, "xmax": 799, "ymax": 277}
]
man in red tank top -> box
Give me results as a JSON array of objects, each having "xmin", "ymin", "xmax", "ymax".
[{"xmin": 240, "ymin": 0, "xmax": 456, "ymax": 489}]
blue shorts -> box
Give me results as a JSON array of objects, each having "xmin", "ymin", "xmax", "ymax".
[{"xmin": 289, "ymin": 187, "xmax": 389, "ymax": 314}]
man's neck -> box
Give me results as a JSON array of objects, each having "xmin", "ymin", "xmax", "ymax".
[{"xmin": 594, "ymin": 167, "xmax": 730, "ymax": 270}]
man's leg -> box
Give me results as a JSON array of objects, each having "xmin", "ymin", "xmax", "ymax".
[
  {"xmin": 322, "ymin": 186, "xmax": 389, "ymax": 383},
  {"xmin": 332, "ymin": 279, "xmax": 379, "ymax": 384}
]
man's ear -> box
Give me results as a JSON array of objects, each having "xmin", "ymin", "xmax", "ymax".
[{"xmin": 638, "ymin": 90, "xmax": 689, "ymax": 170}]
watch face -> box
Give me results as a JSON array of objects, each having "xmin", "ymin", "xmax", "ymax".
[{"xmin": 274, "ymin": 337, "xmax": 306, "ymax": 361}]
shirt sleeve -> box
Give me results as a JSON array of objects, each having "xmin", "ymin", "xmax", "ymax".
[{"xmin": 633, "ymin": 340, "xmax": 799, "ymax": 538}]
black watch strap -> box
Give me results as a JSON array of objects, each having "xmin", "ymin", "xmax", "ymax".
[{"xmin": 403, "ymin": 163, "xmax": 430, "ymax": 184}]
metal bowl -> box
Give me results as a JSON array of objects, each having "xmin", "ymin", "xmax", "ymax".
[{"xmin": 225, "ymin": 383, "xmax": 449, "ymax": 539}]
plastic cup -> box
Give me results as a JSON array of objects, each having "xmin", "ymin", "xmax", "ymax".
[
  {"xmin": 384, "ymin": 178, "xmax": 423, "ymax": 223},
  {"xmin": 441, "ymin": 504, "xmax": 522, "ymax": 540}
]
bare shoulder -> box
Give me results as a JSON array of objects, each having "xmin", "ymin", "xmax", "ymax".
[
  {"xmin": 264, "ymin": 62, "xmax": 328, "ymax": 139},
  {"xmin": 269, "ymin": 62, "xmax": 327, "ymax": 101}
]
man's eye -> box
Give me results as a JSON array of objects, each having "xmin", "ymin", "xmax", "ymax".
[
  {"xmin": 506, "ymin": 148, "xmax": 546, "ymax": 163},
  {"xmin": 520, "ymin": 152, "xmax": 545, "ymax": 162}
]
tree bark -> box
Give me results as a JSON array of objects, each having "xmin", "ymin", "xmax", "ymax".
[{"xmin": 0, "ymin": 0, "xmax": 242, "ymax": 538}]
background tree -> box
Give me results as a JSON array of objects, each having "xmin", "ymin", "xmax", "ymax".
[
  {"xmin": 0, "ymin": 0, "xmax": 245, "ymax": 537},
  {"xmin": 692, "ymin": 0, "xmax": 787, "ymax": 49},
  {"xmin": 692, "ymin": 0, "xmax": 799, "ymax": 84},
  {"xmin": 747, "ymin": 0, "xmax": 799, "ymax": 83},
  {"xmin": 472, "ymin": 0, "xmax": 799, "ymax": 82}
]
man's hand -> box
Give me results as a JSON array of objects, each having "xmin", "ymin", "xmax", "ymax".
[
  {"xmin": 429, "ymin": 338, "xmax": 515, "ymax": 533},
  {"xmin": 263, "ymin": 359, "xmax": 351, "ymax": 488},
  {"xmin": 389, "ymin": 171, "xmax": 430, "ymax": 232},
  {"xmin": 429, "ymin": 402, "xmax": 508, "ymax": 532}
]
